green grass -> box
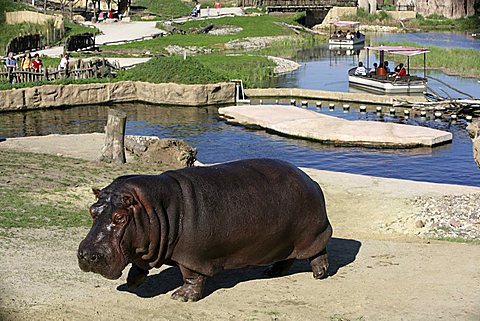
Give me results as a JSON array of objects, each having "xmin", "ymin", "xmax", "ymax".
[
  {"xmin": 0, "ymin": 189, "xmax": 89, "ymax": 228},
  {"xmin": 371, "ymin": 41, "xmax": 480, "ymax": 77},
  {"xmin": 108, "ymin": 15, "xmax": 297, "ymax": 53},
  {"xmin": 64, "ymin": 21, "xmax": 100, "ymax": 38},
  {"xmin": 118, "ymin": 53, "xmax": 275, "ymax": 87},
  {"xmin": 133, "ymin": 0, "xmax": 191, "ymax": 18}
]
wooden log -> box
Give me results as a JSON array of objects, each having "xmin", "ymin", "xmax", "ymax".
[{"xmin": 100, "ymin": 109, "xmax": 127, "ymax": 164}]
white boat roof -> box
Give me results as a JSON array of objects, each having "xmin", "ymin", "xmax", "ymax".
[
  {"xmin": 331, "ymin": 21, "xmax": 360, "ymax": 27},
  {"xmin": 366, "ymin": 45, "xmax": 430, "ymax": 56}
]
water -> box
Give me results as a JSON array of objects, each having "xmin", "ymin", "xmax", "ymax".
[
  {"xmin": 1, "ymin": 32, "xmax": 479, "ymax": 186},
  {"xmin": 0, "ymin": 103, "xmax": 479, "ymax": 187},
  {"xmin": 368, "ymin": 31, "xmax": 480, "ymax": 51}
]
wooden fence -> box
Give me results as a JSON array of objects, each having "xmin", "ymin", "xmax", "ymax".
[{"xmin": 0, "ymin": 59, "xmax": 112, "ymax": 84}]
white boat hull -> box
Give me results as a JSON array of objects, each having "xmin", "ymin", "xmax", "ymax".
[
  {"xmin": 328, "ymin": 36, "xmax": 365, "ymax": 49},
  {"xmin": 348, "ymin": 75, "xmax": 426, "ymax": 94}
]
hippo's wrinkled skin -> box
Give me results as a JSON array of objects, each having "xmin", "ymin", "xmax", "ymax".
[{"xmin": 78, "ymin": 159, "xmax": 332, "ymax": 301}]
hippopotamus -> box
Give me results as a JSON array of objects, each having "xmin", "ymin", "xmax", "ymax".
[{"xmin": 78, "ymin": 158, "xmax": 332, "ymax": 301}]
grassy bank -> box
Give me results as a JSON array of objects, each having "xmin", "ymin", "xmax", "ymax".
[
  {"xmin": 107, "ymin": 15, "xmax": 299, "ymax": 54},
  {"xmin": 0, "ymin": 149, "xmax": 168, "ymax": 229},
  {"xmin": 374, "ymin": 41, "xmax": 480, "ymax": 77},
  {"xmin": 133, "ymin": 0, "xmax": 191, "ymax": 18},
  {"xmin": 118, "ymin": 53, "xmax": 276, "ymax": 87}
]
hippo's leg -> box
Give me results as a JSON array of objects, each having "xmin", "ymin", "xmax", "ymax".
[
  {"xmin": 171, "ymin": 265, "xmax": 207, "ymax": 302},
  {"xmin": 264, "ymin": 259, "xmax": 295, "ymax": 277},
  {"xmin": 309, "ymin": 248, "xmax": 329, "ymax": 279},
  {"xmin": 127, "ymin": 264, "xmax": 149, "ymax": 289}
]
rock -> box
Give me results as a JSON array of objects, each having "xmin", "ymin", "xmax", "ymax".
[
  {"xmin": 209, "ymin": 26, "xmax": 243, "ymax": 35},
  {"xmin": 467, "ymin": 120, "xmax": 480, "ymax": 168},
  {"xmin": 72, "ymin": 15, "xmax": 86, "ymax": 22},
  {"xmin": 267, "ymin": 56, "xmax": 301, "ymax": 75},
  {"xmin": 448, "ymin": 218, "xmax": 463, "ymax": 229},
  {"xmin": 414, "ymin": 0, "xmax": 475, "ymax": 18},
  {"xmin": 140, "ymin": 139, "xmax": 196, "ymax": 168},
  {"xmin": 415, "ymin": 220, "xmax": 425, "ymax": 228}
]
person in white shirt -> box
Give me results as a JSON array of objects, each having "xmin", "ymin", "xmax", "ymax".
[
  {"xmin": 354, "ymin": 61, "xmax": 367, "ymax": 76},
  {"xmin": 58, "ymin": 53, "xmax": 69, "ymax": 70}
]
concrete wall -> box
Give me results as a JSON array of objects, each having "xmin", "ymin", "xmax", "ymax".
[
  {"xmin": 5, "ymin": 11, "xmax": 64, "ymax": 29},
  {"xmin": 387, "ymin": 10, "xmax": 417, "ymax": 20},
  {"xmin": 0, "ymin": 81, "xmax": 236, "ymax": 111},
  {"xmin": 312, "ymin": 7, "xmax": 357, "ymax": 28}
]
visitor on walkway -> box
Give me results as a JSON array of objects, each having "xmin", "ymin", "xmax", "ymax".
[
  {"xmin": 5, "ymin": 52, "xmax": 17, "ymax": 84},
  {"xmin": 215, "ymin": 0, "xmax": 221, "ymax": 16},
  {"xmin": 354, "ymin": 61, "xmax": 367, "ymax": 76},
  {"xmin": 20, "ymin": 51, "xmax": 32, "ymax": 70},
  {"xmin": 58, "ymin": 53, "xmax": 70, "ymax": 71},
  {"xmin": 192, "ymin": 1, "xmax": 201, "ymax": 17},
  {"xmin": 32, "ymin": 53, "xmax": 43, "ymax": 71}
]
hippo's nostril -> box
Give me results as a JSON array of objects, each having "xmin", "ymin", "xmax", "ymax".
[{"xmin": 90, "ymin": 254, "xmax": 98, "ymax": 262}]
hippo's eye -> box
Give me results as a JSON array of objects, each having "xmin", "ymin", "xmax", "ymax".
[{"xmin": 112, "ymin": 212, "xmax": 127, "ymax": 225}]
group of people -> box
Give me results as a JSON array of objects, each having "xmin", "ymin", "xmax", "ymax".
[
  {"xmin": 335, "ymin": 30, "xmax": 362, "ymax": 39},
  {"xmin": 192, "ymin": 0, "xmax": 221, "ymax": 18},
  {"xmin": 3, "ymin": 50, "xmax": 71, "ymax": 84},
  {"xmin": 3, "ymin": 51, "xmax": 43, "ymax": 84},
  {"xmin": 354, "ymin": 60, "xmax": 406, "ymax": 78}
]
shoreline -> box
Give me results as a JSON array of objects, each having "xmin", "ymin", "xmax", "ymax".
[{"xmin": 1, "ymin": 133, "xmax": 479, "ymax": 241}]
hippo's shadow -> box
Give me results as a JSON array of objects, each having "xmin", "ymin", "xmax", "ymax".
[{"xmin": 117, "ymin": 237, "xmax": 361, "ymax": 299}]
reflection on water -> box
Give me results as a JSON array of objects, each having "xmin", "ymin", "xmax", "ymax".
[
  {"xmin": 0, "ymin": 102, "xmax": 479, "ymax": 187},
  {"xmin": 368, "ymin": 31, "xmax": 480, "ymax": 51}
]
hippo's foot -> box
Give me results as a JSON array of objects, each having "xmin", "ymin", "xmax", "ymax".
[
  {"xmin": 171, "ymin": 265, "xmax": 207, "ymax": 302},
  {"xmin": 264, "ymin": 259, "xmax": 295, "ymax": 277},
  {"xmin": 127, "ymin": 264, "xmax": 149, "ymax": 289},
  {"xmin": 309, "ymin": 249, "xmax": 329, "ymax": 279}
]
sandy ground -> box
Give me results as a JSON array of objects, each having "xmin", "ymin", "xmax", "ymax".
[{"xmin": 1, "ymin": 134, "xmax": 479, "ymax": 321}]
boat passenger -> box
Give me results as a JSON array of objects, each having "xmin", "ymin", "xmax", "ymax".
[
  {"xmin": 384, "ymin": 61, "xmax": 391, "ymax": 73},
  {"xmin": 346, "ymin": 30, "xmax": 353, "ymax": 40},
  {"xmin": 394, "ymin": 63, "xmax": 407, "ymax": 77},
  {"xmin": 337, "ymin": 30, "xmax": 343, "ymax": 38},
  {"xmin": 369, "ymin": 62, "xmax": 378, "ymax": 76},
  {"xmin": 356, "ymin": 30, "xmax": 361, "ymax": 38},
  {"xmin": 354, "ymin": 61, "xmax": 367, "ymax": 76}
]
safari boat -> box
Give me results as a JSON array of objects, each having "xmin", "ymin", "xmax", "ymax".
[
  {"xmin": 348, "ymin": 46, "xmax": 429, "ymax": 94},
  {"xmin": 328, "ymin": 21, "xmax": 365, "ymax": 49}
]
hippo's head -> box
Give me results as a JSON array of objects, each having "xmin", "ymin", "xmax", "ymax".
[{"xmin": 78, "ymin": 185, "xmax": 146, "ymax": 279}]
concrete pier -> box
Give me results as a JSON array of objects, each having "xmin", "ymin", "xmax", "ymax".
[{"xmin": 219, "ymin": 105, "xmax": 452, "ymax": 148}]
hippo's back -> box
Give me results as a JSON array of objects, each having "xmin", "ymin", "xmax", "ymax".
[{"xmin": 162, "ymin": 159, "xmax": 331, "ymax": 275}]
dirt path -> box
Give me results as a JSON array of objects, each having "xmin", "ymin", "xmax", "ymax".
[
  {"xmin": 0, "ymin": 134, "xmax": 479, "ymax": 320},
  {"xmin": 1, "ymin": 228, "xmax": 479, "ymax": 321}
]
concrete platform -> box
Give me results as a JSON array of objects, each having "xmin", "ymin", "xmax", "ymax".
[{"xmin": 218, "ymin": 105, "xmax": 453, "ymax": 148}]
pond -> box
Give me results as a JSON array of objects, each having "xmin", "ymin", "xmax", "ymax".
[
  {"xmin": 275, "ymin": 32, "xmax": 480, "ymax": 98},
  {"xmin": 0, "ymin": 102, "xmax": 479, "ymax": 187},
  {"xmin": 0, "ymin": 32, "xmax": 479, "ymax": 187}
]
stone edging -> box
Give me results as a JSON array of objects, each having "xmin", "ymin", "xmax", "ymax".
[
  {"xmin": 0, "ymin": 81, "xmax": 236, "ymax": 111},
  {"xmin": 244, "ymin": 88, "xmax": 425, "ymax": 106}
]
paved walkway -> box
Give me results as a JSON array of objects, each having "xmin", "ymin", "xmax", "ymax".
[{"xmin": 219, "ymin": 105, "xmax": 453, "ymax": 148}]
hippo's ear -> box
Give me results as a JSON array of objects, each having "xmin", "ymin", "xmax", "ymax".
[
  {"xmin": 92, "ymin": 188, "xmax": 101, "ymax": 198},
  {"xmin": 122, "ymin": 192, "xmax": 137, "ymax": 207}
]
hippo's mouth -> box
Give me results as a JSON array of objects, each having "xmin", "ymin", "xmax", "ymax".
[{"xmin": 78, "ymin": 255, "xmax": 124, "ymax": 280}]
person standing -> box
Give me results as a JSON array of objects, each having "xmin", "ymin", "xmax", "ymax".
[
  {"xmin": 215, "ymin": 0, "xmax": 221, "ymax": 16},
  {"xmin": 5, "ymin": 52, "xmax": 17, "ymax": 84},
  {"xmin": 32, "ymin": 53, "xmax": 43, "ymax": 71},
  {"xmin": 20, "ymin": 51, "xmax": 32, "ymax": 70}
]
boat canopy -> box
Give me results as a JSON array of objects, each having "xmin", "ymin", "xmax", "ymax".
[
  {"xmin": 331, "ymin": 21, "xmax": 360, "ymax": 28},
  {"xmin": 365, "ymin": 46, "xmax": 430, "ymax": 56}
]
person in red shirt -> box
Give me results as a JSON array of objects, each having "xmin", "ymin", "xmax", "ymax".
[
  {"xmin": 32, "ymin": 53, "xmax": 42, "ymax": 71},
  {"xmin": 395, "ymin": 63, "xmax": 407, "ymax": 77},
  {"xmin": 215, "ymin": 0, "xmax": 221, "ymax": 15}
]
